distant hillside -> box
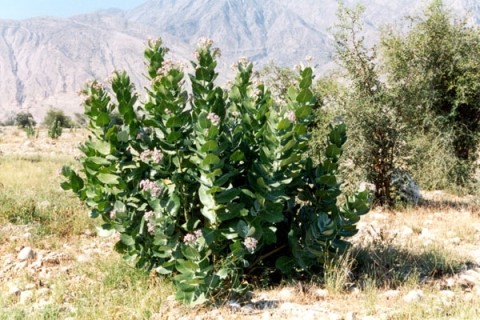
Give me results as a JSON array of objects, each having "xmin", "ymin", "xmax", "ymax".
[{"xmin": 0, "ymin": 0, "xmax": 477, "ymax": 121}]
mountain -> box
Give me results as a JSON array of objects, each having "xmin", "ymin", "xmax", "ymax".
[{"xmin": 0, "ymin": 0, "xmax": 477, "ymax": 122}]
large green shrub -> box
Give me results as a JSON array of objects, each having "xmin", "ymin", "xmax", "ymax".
[
  {"xmin": 381, "ymin": 0, "xmax": 480, "ymax": 187},
  {"xmin": 61, "ymin": 38, "xmax": 369, "ymax": 304}
]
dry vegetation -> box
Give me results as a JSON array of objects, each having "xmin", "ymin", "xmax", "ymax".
[{"xmin": 1, "ymin": 126, "xmax": 480, "ymax": 319}]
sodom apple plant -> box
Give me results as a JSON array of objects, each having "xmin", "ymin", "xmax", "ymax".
[{"xmin": 61, "ymin": 38, "xmax": 369, "ymax": 304}]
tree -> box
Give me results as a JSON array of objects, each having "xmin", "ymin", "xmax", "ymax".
[
  {"xmin": 332, "ymin": 3, "xmax": 410, "ymax": 206},
  {"xmin": 42, "ymin": 108, "xmax": 73, "ymax": 128},
  {"xmin": 381, "ymin": 0, "xmax": 480, "ymax": 186},
  {"xmin": 15, "ymin": 112, "xmax": 36, "ymax": 128}
]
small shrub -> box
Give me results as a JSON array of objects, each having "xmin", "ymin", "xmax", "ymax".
[
  {"xmin": 15, "ymin": 111, "xmax": 36, "ymax": 128},
  {"xmin": 62, "ymin": 38, "xmax": 369, "ymax": 304},
  {"xmin": 48, "ymin": 120, "xmax": 63, "ymax": 139},
  {"xmin": 43, "ymin": 108, "xmax": 73, "ymax": 129}
]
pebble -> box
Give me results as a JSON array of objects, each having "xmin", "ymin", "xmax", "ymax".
[
  {"xmin": 383, "ymin": 290, "xmax": 400, "ymax": 299},
  {"xmin": 313, "ymin": 288, "xmax": 329, "ymax": 298},
  {"xmin": 403, "ymin": 289, "xmax": 424, "ymax": 303},
  {"xmin": 7, "ymin": 283, "xmax": 20, "ymax": 296},
  {"xmin": 76, "ymin": 254, "xmax": 90, "ymax": 263},
  {"xmin": 439, "ymin": 290, "xmax": 455, "ymax": 306},
  {"xmin": 278, "ymin": 287, "xmax": 295, "ymax": 300},
  {"xmin": 18, "ymin": 247, "xmax": 35, "ymax": 261},
  {"xmin": 19, "ymin": 290, "xmax": 34, "ymax": 304}
]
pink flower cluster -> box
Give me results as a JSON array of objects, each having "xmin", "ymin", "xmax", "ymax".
[
  {"xmin": 139, "ymin": 179, "xmax": 163, "ymax": 197},
  {"xmin": 140, "ymin": 148, "xmax": 163, "ymax": 164},
  {"xmin": 243, "ymin": 237, "xmax": 258, "ymax": 253},
  {"xmin": 144, "ymin": 210, "xmax": 156, "ymax": 234},
  {"xmin": 207, "ymin": 112, "xmax": 221, "ymax": 126},
  {"xmin": 183, "ymin": 229, "xmax": 203, "ymax": 245},
  {"xmin": 285, "ymin": 110, "xmax": 297, "ymax": 123}
]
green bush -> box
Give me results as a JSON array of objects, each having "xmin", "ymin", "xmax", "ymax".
[
  {"xmin": 15, "ymin": 111, "xmax": 36, "ymax": 128},
  {"xmin": 48, "ymin": 120, "xmax": 62, "ymax": 139},
  {"xmin": 61, "ymin": 38, "xmax": 369, "ymax": 304},
  {"xmin": 43, "ymin": 108, "xmax": 73, "ymax": 129},
  {"xmin": 381, "ymin": 0, "xmax": 480, "ymax": 188}
]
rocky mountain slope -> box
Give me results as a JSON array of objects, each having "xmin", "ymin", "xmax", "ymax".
[{"xmin": 0, "ymin": 0, "xmax": 477, "ymax": 121}]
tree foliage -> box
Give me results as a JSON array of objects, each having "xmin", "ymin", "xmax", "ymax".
[{"xmin": 381, "ymin": 0, "xmax": 480, "ymax": 186}]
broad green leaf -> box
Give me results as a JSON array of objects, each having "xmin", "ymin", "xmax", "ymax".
[
  {"xmin": 202, "ymin": 154, "xmax": 220, "ymax": 166},
  {"xmin": 120, "ymin": 233, "xmax": 135, "ymax": 246},
  {"xmin": 117, "ymin": 130, "xmax": 129, "ymax": 142},
  {"xmin": 98, "ymin": 173, "xmax": 120, "ymax": 185},
  {"xmin": 229, "ymin": 150, "xmax": 245, "ymax": 162},
  {"xmin": 216, "ymin": 188, "xmax": 241, "ymax": 204},
  {"xmin": 296, "ymin": 89, "xmax": 313, "ymax": 103},
  {"xmin": 201, "ymin": 140, "xmax": 218, "ymax": 153}
]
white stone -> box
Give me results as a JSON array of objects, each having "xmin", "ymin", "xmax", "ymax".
[
  {"xmin": 398, "ymin": 226, "xmax": 413, "ymax": 238},
  {"xmin": 278, "ymin": 287, "xmax": 295, "ymax": 300},
  {"xmin": 314, "ymin": 288, "xmax": 329, "ymax": 298},
  {"xmin": 20, "ymin": 290, "xmax": 34, "ymax": 304},
  {"xmin": 25, "ymin": 283, "xmax": 36, "ymax": 290},
  {"xmin": 383, "ymin": 290, "xmax": 400, "ymax": 299},
  {"xmin": 76, "ymin": 254, "xmax": 90, "ymax": 263},
  {"xmin": 445, "ymin": 277, "xmax": 455, "ymax": 288},
  {"xmin": 403, "ymin": 289, "xmax": 424, "ymax": 303},
  {"xmin": 420, "ymin": 228, "xmax": 434, "ymax": 239},
  {"xmin": 345, "ymin": 311, "xmax": 357, "ymax": 320},
  {"xmin": 440, "ymin": 290, "xmax": 455, "ymax": 300},
  {"xmin": 7, "ymin": 283, "xmax": 20, "ymax": 296},
  {"xmin": 18, "ymin": 247, "xmax": 35, "ymax": 261}
]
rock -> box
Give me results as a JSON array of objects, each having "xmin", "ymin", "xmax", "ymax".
[
  {"xmin": 345, "ymin": 311, "xmax": 357, "ymax": 320},
  {"xmin": 444, "ymin": 277, "xmax": 455, "ymax": 289},
  {"xmin": 25, "ymin": 283, "xmax": 36, "ymax": 290},
  {"xmin": 398, "ymin": 226, "xmax": 413, "ymax": 238},
  {"xmin": 328, "ymin": 312, "xmax": 342, "ymax": 320},
  {"xmin": 403, "ymin": 289, "xmax": 423, "ymax": 303},
  {"xmin": 420, "ymin": 228, "xmax": 434, "ymax": 240},
  {"xmin": 349, "ymin": 287, "xmax": 361, "ymax": 295},
  {"xmin": 458, "ymin": 273, "xmax": 477, "ymax": 289},
  {"xmin": 227, "ymin": 300, "xmax": 241, "ymax": 310},
  {"xmin": 18, "ymin": 247, "xmax": 35, "ymax": 261},
  {"xmin": 20, "ymin": 290, "xmax": 34, "ymax": 304},
  {"xmin": 22, "ymin": 232, "xmax": 32, "ymax": 239},
  {"xmin": 383, "ymin": 290, "xmax": 400, "ymax": 299},
  {"xmin": 76, "ymin": 254, "xmax": 90, "ymax": 263},
  {"xmin": 7, "ymin": 283, "xmax": 20, "ymax": 296},
  {"xmin": 449, "ymin": 237, "xmax": 461, "ymax": 245},
  {"xmin": 439, "ymin": 290, "xmax": 455, "ymax": 303},
  {"xmin": 262, "ymin": 311, "xmax": 271, "ymax": 320},
  {"xmin": 278, "ymin": 287, "xmax": 295, "ymax": 300},
  {"xmin": 313, "ymin": 288, "xmax": 329, "ymax": 298}
]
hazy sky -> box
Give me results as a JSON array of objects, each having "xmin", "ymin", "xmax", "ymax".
[{"xmin": 0, "ymin": 0, "xmax": 147, "ymax": 20}]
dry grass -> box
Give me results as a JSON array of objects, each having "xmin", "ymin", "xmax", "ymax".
[{"xmin": 1, "ymin": 126, "xmax": 480, "ymax": 319}]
